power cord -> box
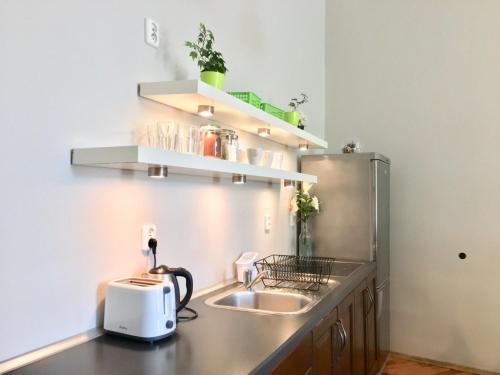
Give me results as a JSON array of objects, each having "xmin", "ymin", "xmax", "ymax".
[{"xmin": 177, "ymin": 306, "xmax": 198, "ymax": 322}]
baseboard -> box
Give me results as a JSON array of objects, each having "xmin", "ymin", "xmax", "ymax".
[
  {"xmin": 377, "ymin": 352, "xmax": 392, "ymax": 375},
  {"xmin": 389, "ymin": 351, "xmax": 500, "ymax": 375},
  {"xmin": 0, "ymin": 328, "xmax": 103, "ymax": 374}
]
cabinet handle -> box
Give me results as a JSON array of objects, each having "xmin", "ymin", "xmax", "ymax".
[
  {"xmin": 340, "ymin": 321, "xmax": 348, "ymax": 351},
  {"xmin": 368, "ymin": 288, "xmax": 375, "ymax": 309},
  {"xmin": 334, "ymin": 320, "xmax": 344, "ymax": 359},
  {"xmin": 335, "ymin": 320, "xmax": 346, "ymax": 354},
  {"xmin": 365, "ymin": 287, "xmax": 375, "ymax": 314}
]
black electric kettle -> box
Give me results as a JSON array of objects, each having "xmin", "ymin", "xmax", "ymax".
[{"xmin": 149, "ymin": 265, "xmax": 193, "ymax": 313}]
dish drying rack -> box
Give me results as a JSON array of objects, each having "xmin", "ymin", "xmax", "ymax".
[{"xmin": 254, "ymin": 254, "xmax": 335, "ymax": 291}]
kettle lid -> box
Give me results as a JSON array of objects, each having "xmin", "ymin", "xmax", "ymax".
[{"xmin": 149, "ymin": 265, "xmax": 171, "ymax": 274}]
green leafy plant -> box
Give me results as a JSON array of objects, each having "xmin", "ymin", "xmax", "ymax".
[
  {"xmin": 288, "ymin": 93, "xmax": 309, "ymax": 112},
  {"xmin": 185, "ymin": 23, "xmax": 227, "ymax": 74},
  {"xmin": 290, "ymin": 182, "xmax": 319, "ymax": 222}
]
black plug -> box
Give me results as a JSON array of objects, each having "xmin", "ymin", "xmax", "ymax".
[
  {"xmin": 148, "ymin": 238, "xmax": 157, "ymax": 254},
  {"xmin": 148, "ymin": 238, "xmax": 158, "ymax": 268}
]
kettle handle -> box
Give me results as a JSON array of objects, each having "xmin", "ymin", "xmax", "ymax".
[{"xmin": 171, "ymin": 267, "xmax": 193, "ymax": 313}]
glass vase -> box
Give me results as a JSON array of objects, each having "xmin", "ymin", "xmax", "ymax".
[{"xmin": 298, "ymin": 220, "xmax": 313, "ymax": 257}]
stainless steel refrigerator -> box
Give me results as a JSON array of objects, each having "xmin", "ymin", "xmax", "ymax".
[{"xmin": 301, "ymin": 152, "xmax": 390, "ymax": 365}]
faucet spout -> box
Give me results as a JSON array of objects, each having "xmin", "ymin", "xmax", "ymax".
[{"xmin": 244, "ymin": 270, "xmax": 269, "ymax": 291}]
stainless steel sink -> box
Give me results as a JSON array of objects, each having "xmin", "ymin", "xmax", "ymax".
[
  {"xmin": 205, "ymin": 282, "xmax": 339, "ymax": 315},
  {"xmin": 205, "ymin": 287, "xmax": 322, "ymax": 314},
  {"xmin": 204, "ymin": 259, "xmax": 362, "ymax": 315}
]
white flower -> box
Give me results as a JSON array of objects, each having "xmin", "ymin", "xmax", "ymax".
[
  {"xmin": 289, "ymin": 195, "xmax": 299, "ymax": 214},
  {"xmin": 311, "ymin": 196, "xmax": 319, "ymax": 211},
  {"xmin": 302, "ymin": 182, "xmax": 313, "ymax": 196},
  {"xmin": 299, "ymin": 111, "xmax": 308, "ymax": 124}
]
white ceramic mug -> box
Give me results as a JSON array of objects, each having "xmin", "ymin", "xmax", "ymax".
[
  {"xmin": 247, "ymin": 148, "xmax": 263, "ymax": 165},
  {"xmin": 261, "ymin": 150, "xmax": 274, "ymax": 168}
]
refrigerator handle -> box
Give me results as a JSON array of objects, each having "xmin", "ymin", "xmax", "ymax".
[
  {"xmin": 376, "ymin": 284, "xmax": 385, "ymax": 320},
  {"xmin": 372, "ymin": 233, "xmax": 377, "ymax": 261}
]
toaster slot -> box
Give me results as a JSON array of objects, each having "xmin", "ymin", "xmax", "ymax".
[{"xmin": 116, "ymin": 278, "xmax": 163, "ymax": 287}]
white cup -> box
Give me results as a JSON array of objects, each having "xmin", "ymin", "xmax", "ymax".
[
  {"xmin": 261, "ymin": 150, "xmax": 274, "ymax": 168},
  {"xmin": 246, "ymin": 148, "xmax": 263, "ymax": 165},
  {"xmin": 272, "ymin": 152, "xmax": 284, "ymax": 169}
]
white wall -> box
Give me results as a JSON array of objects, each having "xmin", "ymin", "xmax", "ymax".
[
  {"xmin": 326, "ymin": 0, "xmax": 500, "ymax": 372},
  {"xmin": 0, "ymin": 0, "xmax": 325, "ymax": 361}
]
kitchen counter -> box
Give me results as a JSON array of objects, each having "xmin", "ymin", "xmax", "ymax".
[{"xmin": 8, "ymin": 262, "xmax": 376, "ymax": 375}]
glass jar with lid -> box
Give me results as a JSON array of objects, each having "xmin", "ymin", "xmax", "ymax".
[
  {"xmin": 221, "ymin": 129, "xmax": 239, "ymax": 161},
  {"xmin": 201, "ymin": 124, "xmax": 222, "ymax": 158}
]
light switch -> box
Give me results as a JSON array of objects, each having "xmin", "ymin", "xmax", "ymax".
[
  {"xmin": 144, "ymin": 18, "xmax": 159, "ymax": 48},
  {"xmin": 264, "ymin": 214, "xmax": 271, "ymax": 233}
]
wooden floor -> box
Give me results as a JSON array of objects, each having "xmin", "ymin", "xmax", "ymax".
[{"xmin": 382, "ymin": 356, "xmax": 476, "ymax": 375}]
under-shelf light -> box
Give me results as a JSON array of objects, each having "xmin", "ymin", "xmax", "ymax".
[
  {"xmin": 148, "ymin": 165, "xmax": 168, "ymax": 179},
  {"xmin": 298, "ymin": 143, "xmax": 309, "ymax": 151},
  {"xmin": 283, "ymin": 180, "xmax": 296, "ymax": 189},
  {"xmin": 257, "ymin": 128, "xmax": 271, "ymax": 138},
  {"xmin": 197, "ymin": 105, "xmax": 214, "ymax": 118},
  {"xmin": 232, "ymin": 174, "xmax": 247, "ymax": 184}
]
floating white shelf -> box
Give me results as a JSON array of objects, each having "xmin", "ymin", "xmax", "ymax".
[
  {"xmin": 138, "ymin": 80, "xmax": 328, "ymax": 150},
  {"xmin": 71, "ymin": 146, "xmax": 317, "ymax": 184}
]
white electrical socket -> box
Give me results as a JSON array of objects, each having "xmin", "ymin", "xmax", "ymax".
[
  {"xmin": 144, "ymin": 18, "xmax": 159, "ymax": 48},
  {"xmin": 264, "ymin": 214, "xmax": 271, "ymax": 232},
  {"xmin": 142, "ymin": 224, "xmax": 157, "ymax": 250}
]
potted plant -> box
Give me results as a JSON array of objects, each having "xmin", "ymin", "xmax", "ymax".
[
  {"xmin": 298, "ymin": 112, "xmax": 307, "ymax": 130},
  {"xmin": 185, "ymin": 23, "xmax": 228, "ymax": 89},
  {"xmin": 285, "ymin": 93, "xmax": 308, "ymax": 126},
  {"xmin": 290, "ymin": 182, "xmax": 320, "ymax": 257}
]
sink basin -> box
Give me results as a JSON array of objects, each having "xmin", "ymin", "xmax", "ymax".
[{"xmin": 206, "ymin": 289, "xmax": 315, "ymax": 315}]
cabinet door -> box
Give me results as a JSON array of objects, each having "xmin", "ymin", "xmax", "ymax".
[
  {"xmin": 365, "ymin": 271, "xmax": 378, "ymax": 375},
  {"xmin": 353, "ymin": 280, "xmax": 367, "ymax": 375},
  {"xmin": 313, "ymin": 307, "xmax": 337, "ymax": 375},
  {"xmin": 271, "ymin": 332, "xmax": 313, "ymax": 375},
  {"xmin": 334, "ymin": 292, "xmax": 355, "ymax": 375}
]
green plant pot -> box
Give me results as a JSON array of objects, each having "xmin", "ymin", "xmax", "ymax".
[
  {"xmin": 200, "ymin": 71, "xmax": 225, "ymax": 90},
  {"xmin": 284, "ymin": 111, "xmax": 300, "ymax": 126}
]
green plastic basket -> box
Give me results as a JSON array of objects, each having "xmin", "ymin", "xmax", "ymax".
[
  {"xmin": 229, "ymin": 92, "xmax": 261, "ymax": 108},
  {"xmin": 260, "ymin": 103, "xmax": 285, "ymax": 120}
]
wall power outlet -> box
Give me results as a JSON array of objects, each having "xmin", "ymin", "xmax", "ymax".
[
  {"xmin": 142, "ymin": 224, "xmax": 157, "ymax": 250},
  {"xmin": 144, "ymin": 18, "xmax": 159, "ymax": 48}
]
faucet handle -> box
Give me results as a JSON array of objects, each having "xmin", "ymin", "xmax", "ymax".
[{"xmin": 243, "ymin": 268, "xmax": 253, "ymax": 287}]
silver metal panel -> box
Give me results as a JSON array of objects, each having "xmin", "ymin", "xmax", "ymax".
[
  {"xmin": 374, "ymin": 159, "xmax": 390, "ymax": 282},
  {"xmin": 302, "ymin": 157, "xmax": 374, "ymax": 261}
]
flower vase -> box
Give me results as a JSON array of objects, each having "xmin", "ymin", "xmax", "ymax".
[{"xmin": 298, "ymin": 220, "xmax": 313, "ymax": 257}]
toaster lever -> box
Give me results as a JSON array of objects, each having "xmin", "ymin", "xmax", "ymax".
[{"xmin": 163, "ymin": 286, "xmax": 171, "ymax": 315}]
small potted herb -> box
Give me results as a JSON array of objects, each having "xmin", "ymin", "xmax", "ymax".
[
  {"xmin": 285, "ymin": 93, "xmax": 308, "ymax": 126},
  {"xmin": 298, "ymin": 112, "xmax": 307, "ymax": 130},
  {"xmin": 185, "ymin": 23, "xmax": 228, "ymax": 89}
]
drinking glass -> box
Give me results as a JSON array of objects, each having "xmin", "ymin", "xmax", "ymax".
[
  {"xmin": 167, "ymin": 122, "xmax": 179, "ymax": 151},
  {"xmin": 185, "ymin": 126, "xmax": 201, "ymax": 154},
  {"xmin": 176, "ymin": 124, "xmax": 186, "ymax": 153},
  {"xmin": 147, "ymin": 123, "xmax": 159, "ymax": 148},
  {"xmin": 157, "ymin": 122, "xmax": 168, "ymax": 149},
  {"xmin": 157, "ymin": 121, "xmax": 179, "ymax": 151}
]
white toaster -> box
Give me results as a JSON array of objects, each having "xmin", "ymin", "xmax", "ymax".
[{"xmin": 104, "ymin": 277, "xmax": 176, "ymax": 342}]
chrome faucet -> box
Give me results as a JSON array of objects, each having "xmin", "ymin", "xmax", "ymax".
[{"xmin": 244, "ymin": 269, "xmax": 269, "ymax": 291}]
